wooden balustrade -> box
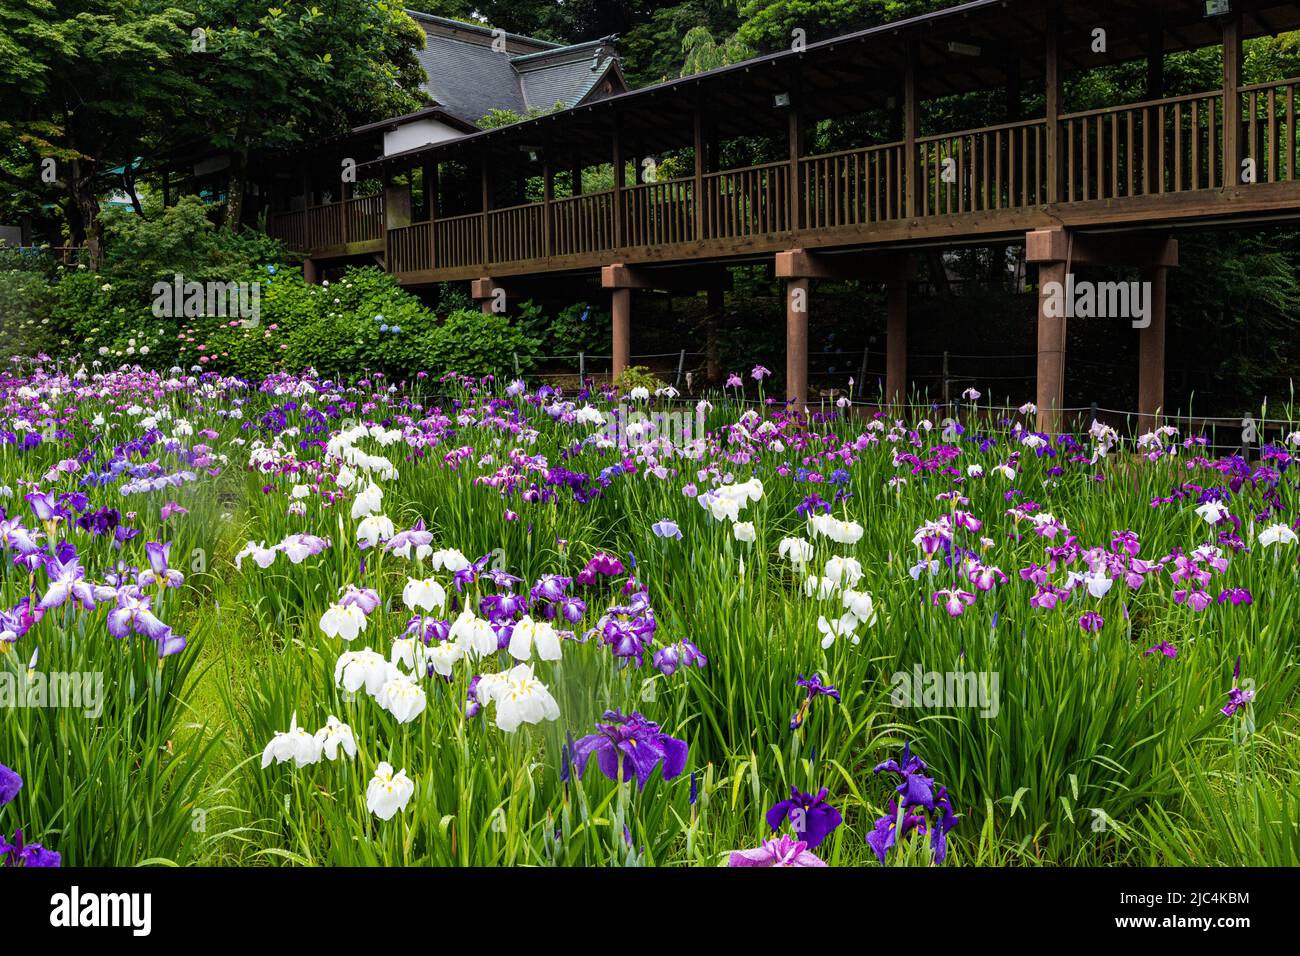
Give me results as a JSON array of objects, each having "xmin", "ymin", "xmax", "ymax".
[
  {"xmin": 623, "ymin": 178, "xmax": 696, "ymax": 247},
  {"xmin": 704, "ymin": 161, "xmax": 790, "ymax": 239},
  {"xmin": 268, "ymin": 81, "xmax": 1300, "ymax": 273},
  {"xmin": 344, "ymin": 194, "xmax": 385, "ymax": 244},
  {"xmin": 268, "ymin": 209, "xmax": 306, "ymax": 251},
  {"xmin": 919, "ymin": 119, "xmax": 1047, "ymax": 216},
  {"xmin": 433, "ymin": 213, "xmax": 483, "ymax": 270},
  {"xmin": 1060, "ymin": 91, "xmax": 1224, "ymax": 201},
  {"xmin": 801, "ymin": 144, "xmax": 904, "ymax": 230},
  {"xmin": 1242, "ymin": 78, "xmax": 1299, "ymax": 183},
  {"xmin": 488, "ymin": 202, "xmax": 545, "ymax": 264},
  {"xmin": 551, "ymin": 191, "xmax": 617, "ymax": 257},
  {"xmin": 387, "ymin": 222, "xmax": 431, "ymax": 274}
]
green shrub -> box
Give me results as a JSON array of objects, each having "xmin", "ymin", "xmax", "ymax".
[{"xmin": 0, "ymin": 269, "xmax": 56, "ymax": 358}]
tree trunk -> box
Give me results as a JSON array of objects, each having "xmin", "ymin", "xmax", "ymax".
[
  {"xmin": 224, "ymin": 149, "xmax": 249, "ymax": 232},
  {"xmin": 67, "ymin": 157, "xmax": 103, "ymax": 270}
]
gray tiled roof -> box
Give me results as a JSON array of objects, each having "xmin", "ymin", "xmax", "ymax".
[{"xmin": 408, "ymin": 13, "xmax": 623, "ymax": 128}]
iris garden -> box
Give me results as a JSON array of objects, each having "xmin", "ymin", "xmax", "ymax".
[{"xmin": 1, "ymin": 361, "xmax": 1298, "ymax": 867}]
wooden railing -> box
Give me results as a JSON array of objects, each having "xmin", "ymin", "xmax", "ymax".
[
  {"xmin": 1060, "ymin": 91, "xmax": 1224, "ymax": 201},
  {"xmin": 433, "ymin": 213, "xmax": 483, "ymax": 271},
  {"xmin": 488, "ymin": 202, "xmax": 545, "ymax": 264},
  {"xmin": 705, "ymin": 161, "xmax": 790, "ymax": 238},
  {"xmin": 268, "ymin": 209, "xmax": 306, "ymax": 250},
  {"xmin": 801, "ymin": 144, "xmax": 904, "ymax": 229},
  {"xmin": 1242, "ymin": 78, "xmax": 1300, "ymax": 183},
  {"xmin": 623, "ymin": 178, "xmax": 696, "ymax": 247},
  {"xmin": 270, "ymin": 82, "xmax": 1300, "ymax": 271},
  {"xmin": 551, "ymin": 191, "xmax": 617, "ymax": 257},
  {"xmin": 387, "ymin": 222, "xmax": 431, "ymax": 274},
  {"xmin": 919, "ymin": 119, "xmax": 1047, "ymax": 216},
  {"xmin": 269, "ymin": 195, "xmax": 385, "ymax": 250},
  {"xmin": 344, "ymin": 195, "xmax": 384, "ymax": 244}
]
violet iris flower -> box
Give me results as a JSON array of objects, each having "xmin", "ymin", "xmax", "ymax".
[
  {"xmin": 106, "ymin": 592, "xmax": 171, "ymax": 640},
  {"xmin": 572, "ymin": 710, "xmax": 688, "ymax": 790},
  {"xmin": 790, "ymin": 673, "xmax": 840, "ymax": 730},
  {"xmin": 0, "ymin": 828, "xmax": 61, "ymax": 868},
  {"xmin": 38, "ymin": 555, "xmax": 96, "ymax": 611},
  {"xmin": 139, "ymin": 541, "xmax": 185, "ymax": 589},
  {"xmin": 873, "ymin": 742, "xmax": 936, "ymax": 810},
  {"xmin": 1222, "ymin": 655, "xmax": 1255, "ymax": 717},
  {"xmin": 652, "ymin": 640, "xmax": 708, "ymax": 677},
  {"xmin": 0, "ymin": 762, "xmax": 20, "ymax": 806},
  {"xmin": 766, "ymin": 786, "xmax": 843, "ymax": 849}
]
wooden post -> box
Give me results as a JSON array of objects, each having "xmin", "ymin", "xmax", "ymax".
[
  {"xmin": 302, "ymin": 257, "xmax": 318, "ymax": 285},
  {"xmin": 383, "ymin": 171, "xmax": 411, "ymax": 230},
  {"xmin": 886, "ymin": 276, "xmax": 908, "ymax": 406},
  {"xmin": 543, "ymin": 161, "xmax": 554, "ymax": 260},
  {"xmin": 1138, "ymin": 265, "xmax": 1168, "ymax": 423},
  {"xmin": 1035, "ymin": 258, "xmax": 1068, "ymax": 434},
  {"xmin": 611, "ymin": 287, "xmax": 631, "ymax": 380},
  {"xmin": 693, "ymin": 107, "xmax": 705, "ymax": 242},
  {"xmin": 1147, "ymin": 23, "xmax": 1164, "ymax": 194},
  {"xmin": 787, "ymin": 108, "xmax": 801, "ymax": 228},
  {"xmin": 1223, "ymin": 12, "xmax": 1243, "ymax": 184},
  {"xmin": 786, "ymin": 277, "xmax": 810, "ymax": 408},
  {"xmin": 706, "ymin": 285, "xmax": 723, "ymax": 384},
  {"xmin": 1045, "ymin": 1, "xmax": 1062, "ymax": 204},
  {"xmin": 904, "ymin": 42, "xmax": 920, "ymax": 218},
  {"xmin": 612, "ymin": 123, "xmax": 624, "ymax": 248},
  {"xmin": 427, "ymin": 161, "xmax": 438, "ymax": 270},
  {"xmin": 480, "ymin": 156, "xmax": 491, "ymax": 267}
]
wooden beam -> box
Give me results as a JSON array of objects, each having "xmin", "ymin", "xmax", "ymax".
[
  {"xmin": 602, "ymin": 262, "xmax": 733, "ymax": 292},
  {"xmin": 1025, "ymin": 227, "xmax": 1178, "ymax": 269},
  {"xmin": 775, "ymin": 248, "xmax": 913, "ymax": 281}
]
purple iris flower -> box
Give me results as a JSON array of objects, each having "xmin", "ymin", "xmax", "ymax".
[
  {"xmin": 140, "ymin": 541, "xmax": 184, "ymax": 589},
  {"xmin": 650, "ymin": 520, "xmax": 683, "ymax": 540},
  {"xmin": 465, "ymin": 676, "xmax": 482, "ymax": 718},
  {"xmin": 38, "ymin": 555, "xmax": 96, "ymax": 611},
  {"xmin": 766, "ymin": 786, "xmax": 843, "ymax": 849},
  {"xmin": 106, "ymin": 592, "xmax": 171, "ymax": 640},
  {"xmin": 530, "ymin": 574, "xmax": 571, "ymax": 604},
  {"xmin": 0, "ymin": 762, "xmax": 20, "ymax": 806},
  {"xmin": 572, "ymin": 710, "xmax": 688, "ymax": 790},
  {"xmin": 1078, "ymin": 611, "xmax": 1104, "ymax": 633},
  {"xmin": 575, "ymin": 552, "xmax": 625, "ymax": 586},
  {"xmin": 480, "ymin": 592, "xmax": 529, "ymax": 622},
  {"xmin": 1217, "ymin": 588, "xmax": 1253, "ymax": 606},
  {"xmin": 867, "ymin": 801, "xmax": 927, "ymax": 866},
  {"xmin": 24, "ymin": 491, "xmax": 66, "ymax": 524},
  {"xmin": 340, "ymin": 585, "xmax": 382, "ymax": 616},
  {"xmin": 1222, "ymin": 657, "xmax": 1254, "ymax": 717},
  {"xmin": 0, "ymin": 828, "xmax": 61, "ymax": 868},
  {"xmin": 652, "ymin": 640, "xmax": 708, "ymax": 677},
  {"xmin": 1145, "ymin": 641, "xmax": 1178, "ymax": 659},
  {"xmin": 75, "ymin": 507, "xmax": 120, "ymax": 536},
  {"xmin": 790, "ymin": 673, "xmax": 840, "ymax": 730},
  {"xmin": 728, "ymin": 835, "xmax": 826, "ymax": 867},
  {"xmin": 873, "ymin": 742, "xmax": 936, "ymax": 810}
]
